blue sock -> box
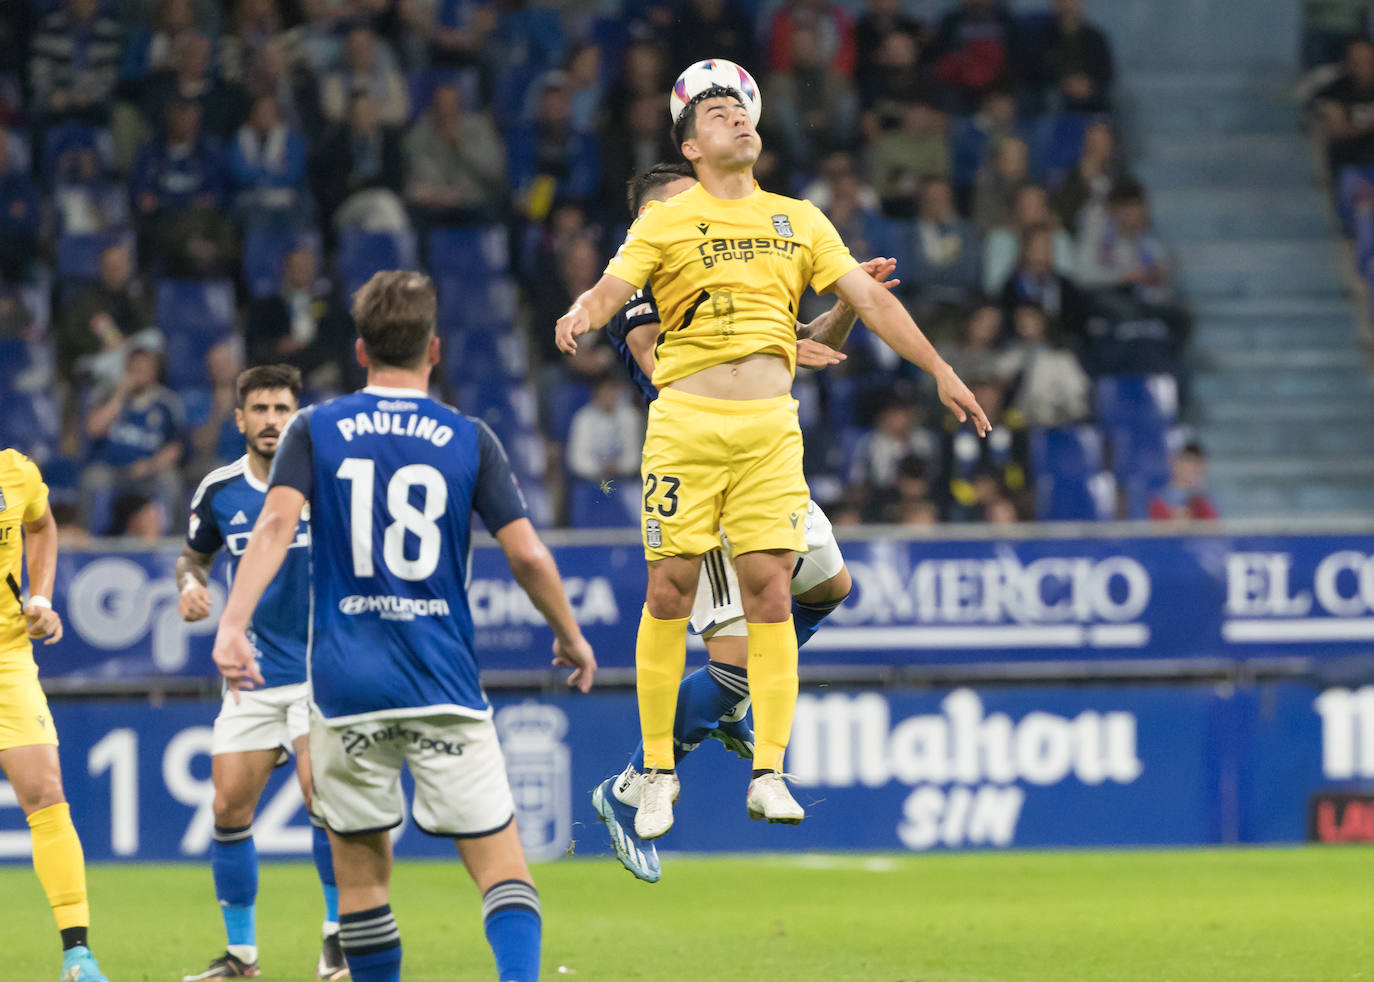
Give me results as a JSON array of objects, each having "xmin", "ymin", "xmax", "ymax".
[
  {"xmin": 211, "ymin": 824, "xmax": 257, "ymax": 949},
  {"xmin": 311, "ymin": 823, "xmax": 340, "ymax": 927},
  {"xmin": 630, "ymin": 661, "xmax": 750, "ymax": 770},
  {"xmin": 482, "ymin": 880, "xmax": 541, "ymax": 982},
  {"xmin": 792, "ymin": 596, "xmax": 845, "ymax": 648},
  {"xmin": 339, "ymin": 904, "xmax": 401, "ymax": 982}
]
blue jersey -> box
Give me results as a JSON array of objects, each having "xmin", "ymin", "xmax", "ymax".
[
  {"xmin": 269, "ymin": 386, "xmax": 529, "ymax": 723},
  {"xmin": 604, "ymin": 285, "xmax": 660, "ymax": 406},
  {"xmin": 188, "ymin": 456, "xmax": 311, "ymax": 688}
]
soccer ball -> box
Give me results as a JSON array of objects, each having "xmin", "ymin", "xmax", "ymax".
[{"xmin": 669, "ymin": 59, "xmax": 762, "ymax": 128}]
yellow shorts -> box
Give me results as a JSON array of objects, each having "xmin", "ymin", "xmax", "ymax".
[
  {"xmin": 0, "ymin": 649, "xmax": 58, "ymax": 751},
  {"xmin": 641, "ymin": 388, "xmax": 810, "ymax": 560}
]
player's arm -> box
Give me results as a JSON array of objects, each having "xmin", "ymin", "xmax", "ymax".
[
  {"xmin": 176, "ymin": 545, "xmax": 216, "ymax": 622},
  {"xmin": 798, "ymin": 257, "xmax": 900, "ymax": 348},
  {"xmin": 555, "ymin": 273, "xmax": 638, "ymax": 355},
  {"xmin": 624, "ymin": 322, "xmax": 657, "ymax": 380},
  {"xmin": 22, "ymin": 507, "xmax": 62, "ymax": 645},
  {"xmin": 213, "ymin": 485, "xmax": 303, "ymax": 695},
  {"xmin": 494, "ymin": 519, "xmax": 596, "ymax": 692},
  {"xmin": 831, "ymin": 266, "xmax": 992, "ymax": 436}
]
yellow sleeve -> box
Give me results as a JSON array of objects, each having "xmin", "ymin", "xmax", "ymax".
[
  {"xmin": 603, "ymin": 202, "xmax": 667, "ymax": 289},
  {"xmin": 19, "ymin": 456, "xmax": 48, "ymax": 524},
  {"xmin": 807, "ymin": 202, "xmax": 861, "ymax": 294}
]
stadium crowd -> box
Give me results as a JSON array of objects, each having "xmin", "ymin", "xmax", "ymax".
[{"xmin": 0, "ymin": 0, "xmax": 1198, "ymax": 535}]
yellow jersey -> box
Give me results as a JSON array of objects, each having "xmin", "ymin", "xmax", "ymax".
[
  {"xmin": 0, "ymin": 449, "xmax": 48, "ymax": 657},
  {"xmin": 603, "ymin": 181, "xmax": 859, "ymax": 387}
]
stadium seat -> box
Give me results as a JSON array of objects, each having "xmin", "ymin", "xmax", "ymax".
[
  {"xmin": 339, "ymin": 228, "xmax": 414, "ymax": 298},
  {"xmin": 156, "ymin": 280, "xmax": 236, "ymax": 389},
  {"xmin": 0, "ymin": 391, "xmax": 60, "ymax": 463},
  {"xmin": 568, "ymin": 477, "xmax": 638, "ymax": 528},
  {"xmin": 1030, "ymin": 425, "xmax": 1105, "ymax": 480},
  {"xmin": 1031, "ymin": 112, "xmax": 1100, "ymax": 184},
  {"xmin": 1094, "ymin": 374, "xmax": 1179, "ymax": 429},
  {"xmin": 57, "ymin": 233, "xmax": 107, "ymax": 282},
  {"xmin": 548, "ymin": 382, "xmax": 593, "ymax": 443},
  {"xmin": 1036, "ymin": 470, "xmax": 1117, "ymax": 521},
  {"xmin": 243, "ymin": 226, "xmax": 316, "ymax": 299}
]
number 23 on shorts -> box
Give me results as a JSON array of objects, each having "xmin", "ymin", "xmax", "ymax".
[{"xmin": 643, "ymin": 473, "xmax": 680, "ymax": 517}]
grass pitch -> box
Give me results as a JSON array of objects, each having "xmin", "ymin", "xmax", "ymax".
[{"xmin": 4, "ymin": 848, "xmax": 1370, "ymax": 981}]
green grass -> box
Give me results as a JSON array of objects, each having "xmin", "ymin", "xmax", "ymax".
[{"xmin": 6, "ymin": 848, "xmax": 1372, "ymax": 981}]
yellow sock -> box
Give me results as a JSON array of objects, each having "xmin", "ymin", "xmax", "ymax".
[
  {"xmin": 635, "ymin": 605, "xmax": 689, "ymax": 770},
  {"xmin": 747, "ymin": 618, "xmax": 799, "ymax": 773},
  {"xmin": 27, "ymin": 802, "xmax": 89, "ymax": 931}
]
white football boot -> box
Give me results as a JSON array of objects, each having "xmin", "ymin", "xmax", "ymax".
[
  {"xmin": 633, "ymin": 769, "xmax": 680, "ymax": 840},
  {"xmin": 746, "ymin": 772, "xmax": 805, "ymax": 824}
]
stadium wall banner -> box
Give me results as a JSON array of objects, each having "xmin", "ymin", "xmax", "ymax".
[
  {"xmin": 0, "ymin": 682, "xmax": 1366, "ymax": 862},
  {"xmin": 43, "ymin": 533, "xmax": 1374, "ymax": 678}
]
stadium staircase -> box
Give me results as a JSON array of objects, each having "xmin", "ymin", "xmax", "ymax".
[{"xmin": 1101, "ymin": 0, "xmax": 1374, "ymax": 515}]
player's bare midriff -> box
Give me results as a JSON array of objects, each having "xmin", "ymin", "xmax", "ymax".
[{"xmin": 662, "ymin": 350, "xmax": 792, "ymax": 401}]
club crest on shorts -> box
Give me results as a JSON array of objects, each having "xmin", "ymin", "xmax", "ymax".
[
  {"xmin": 771, "ymin": 214, "xmax": 794, "ymax": 237},
  {"xmin": 645, "ymin": 518, "xmax": 663, "ymax": 550}
]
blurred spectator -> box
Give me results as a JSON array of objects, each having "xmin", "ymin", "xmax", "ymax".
[
  {"xmin": 51, "ymin": 501, "xmax": 91, "ymax": 546},
  {"xmin": 816, "ymin": 160, "xmax": 883, "ymax": 258},
  {"xmin": 972, "ymin": 135, "xmax": 1030, "ymax": 231},
  {"xmin": 57, "ymin": 241, "xmax": 153, "ymax": 388},
  {"xmin": 122, "ymin": 0, "xmax": 200, "ymax": 96},
  {"xmin": 1075, "ymin": 179, "xmax": 1173, "ymax": 302},
  {"xmin": 217, "ymin": 0, "xmax": 283, "ymax": 86},
  {"xmin": 670, "ymin": 0, "xmax": 754, "ymax": 71},
  {"xmin": 566, "ymin": 375, "xmax": 644, "ymax": 485},
  {"xmin": 601, "ymin": 94, "xmax": 678, "ymax": 226},
  {"xmin": 926, "ymin": 0, "xmax": 1019, "ymax": 114},
  {"xmin": 402, "ymin": 83, "xmax": 504, "ymax": 226},
  {"xmin": 228, "ymin": 92, "xmax": 310, "ymax": 234},
  {"xmin": 983, "ymin": 494, "xmax": 1019, "ymax": 524},
  {"xmin": 1303, "ymin": 0, "xmax": 1373, "ymax": 68},
  {"xmin": 144, "ymin": 31, "xmax": 247, "ymax": 141},
  {"xmin": 398, "ymin": 0, "xmax": 499, "ymax": 71},
  {"xmin": 1315, "ymin": 39, "xmax": 1374, "ymax": 170},
  {"xmin": 868, "ymin": 102, "xmax": 949, "ymax": 218},
  {"xmin": 983, "ymin": 183, "xmax": 1075, "ymax": 293},
  {"xmin": 110, "ymin": 491, "xmax": 167, "ymax": 539},
  {"xmin": 322, "ymin": 27, "xmax": 409, "ymax": 129},
  {"xmin": 0, "ymin": 136, "xmax": 41, "ymax": 283},
  {"xmin": 859, "ymin": 30, "xmax": 931, "ymax": 136},
  {"xmin": 564, "ymin": 42, "xmax": 605, "ymax": 133},
  {"xmin": 317, "ymin": 92, "xmax": 408, "ymax": 234},
  {"xmin": 942, "ymin": 380, "xmax": 1028, "ymax": 520},
  {"xmin": 508, "ymin": 74, "xmax": 599, "ymax": 218},
  {"xmin": 130, "ymin": 97, "xmax": 234, "ymax": 277},
  {"xmin": 768, "ymin": 0, "xmax": 856, "ymax": 77},
  {"xmin": 909, "ymin": 178, "xmax": 982, "ymax": 315},
  {"xmin": 606, "ymin": 41, "xmax": 668, "ymax": 121},
  {"xmin": 855, "ymin": 0, "xmax": 923, "ymax": 100},
  {"xmin": 51, "ymin": 134, "xmax": 128, "ymax": 236},
  {"xmin": 242, "ymin": 244, "xmax": 356, "ymax": 388},
  {"xmin": 1026, "ymin": 0, "xmax": 1114, "ymax": 113},
  {"xmin": 764, "ymin": 24, "xmax": 859, "ymax": 172},
  {"xmin": 80, "ymin": 344, "xmax": 185, "ymax": 530},
  {"xmin": 28, "ymin": 0, "xmax": 123, "ymax": 126},
  {"xmin": 996, "ymin": 305, "xmax": 1090, "ymax": 426},
  {"xmin": 243, "ymin": 37, "xmax": 326, "ymax": 145},
  {"xmin": 897, "ymin": 498, "xmax": 941, "ymax": 527},
  {"xmin": 1053, "ymin": 120, "xmax": 1132, "ymax": 228},
  {"xmin": 189, "ymin": 340, "xmax": 245, "ymax": 473},
  {"xmin": 1149, "ymin": 441, "xmax": 1218, "ymax": 520},
  {"xmin": 529, "ymin": 233, "xmax": 614, "ymax": 386},
  {"xmin": 944, "ymin": 304, "xmax": 1005, "ymax": 382},
  {"xmin": 998, "ymin": 223, "xmax": 1088, "ymax": 342},
  {"xmin": 847, "ymin": 400, "xmax": 941, "ymax": 508}
]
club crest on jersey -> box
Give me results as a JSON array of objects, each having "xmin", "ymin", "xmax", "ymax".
[
  {"xmin": 645, "ymin": 518, "xmax": 663, "ymax": 550},
  {"xmin": 771, "ymin": 214, "xmax": 794, "ymax": 237},
  {"xmin": 0, "ymin": 487, "xmax": 7, "ymax": 512}
]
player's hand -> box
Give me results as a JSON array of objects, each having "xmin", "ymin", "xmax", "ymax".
[
  {"xmin": 24, "ymin": 605, "xmax": 62, "ymax": 645},
  {"xmin": 860, "ymin": 256, "xmax": 901, "ymax": 291},
  {"xmin": 179, "ymin": 583, "xmax": 212, "ymax": 622},
  {"xmin": 552, "ymin": 634, "xmax": 596, "ymax": 693},
  {"xmin": 796, "ymin": 338, "xmax": 847, "ymax": 370},
  {"xmin": 212, "ymin": 624, "xmax": 264, "ymax": 703},
  {"xmin": 936, "ymin": 366, "xmax": 992, "ymax": 437},
  {"xmin": 555, "ymin": 304, "xmax": 591, "ymax": 356}
]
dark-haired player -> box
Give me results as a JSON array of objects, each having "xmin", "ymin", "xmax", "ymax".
[
  {"xmin": 214, "ymin": 271, "xmax": 596, "ymax": 982},
  {"xmin": 557, "ymin": 83, "xmax": 989, "ymax": 842},
  {"xmin": 178, "ymin": 365, "xmax": 348, "ymax": 980},
  {"xmin": 593, "ymin": 161, "xmax": 899, "ymax": 882}
]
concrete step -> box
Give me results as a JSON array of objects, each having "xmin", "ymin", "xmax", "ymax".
[
  {"xmin": 1197, "ymin": 396, "xmax": 1374, "ymax": 424},
  {"xmin": 1127, "ymin": 96, "xmax": 1297, "ymax": 135},
  {"xmin": 1192, "ymin": 313, "xmax": 1358, "ymax": 351},
  {"xmin": 1193, "ymin": 367, "xmax": 1374, "ymax": 400},
  {"xmin": 1150, "ymin": 187, "xmax": 1335, "ymax": 242},
  {"xmin": 1208, "ymin": 454, "xmax": 1374, "ymax": 481},
  {"xmin": 1126, "ymin": 67, "xmax": 1296, "ymax": 98},
  {"xmin": 1190, "ymin": 347, "xmax": 1365, "ymax": 371},
  {"xmin": 1197, "ymin": 419, "xmax": 1371, "ymax": 456},
  {"xmin": 1190, "ymin": 296, "xmax": 1354, "ymax": 319},
  {"xmin": 1137, "ymin": 154, "xmax": 1313, "ymax": 189},
  {"xmin": 1215, "ymin": 481, "xmax": 1373, "ymax": 517},
  {"xmin": 1138, "ymin": 132, "xmax": 1310, "ymax": 166},
  {"xmin": 1174, "ymin": 240, "xmax": 1347, "ymax": 298}
]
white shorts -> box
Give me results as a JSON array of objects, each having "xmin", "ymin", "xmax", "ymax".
[
  {"xmin": 211, "ymin": 682, "xmax": 311, "ymax": 763},
  {"xmin": 309, "ymin": 709, "xmax": 516, "ymax": 838},
  {"xmin": 690, "ymin": 500, "xmax": 845, "ymax": 639}
]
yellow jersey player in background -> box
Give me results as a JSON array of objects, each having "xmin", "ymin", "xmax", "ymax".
[
  {"xmin": 555, "ymin": 82, "xmax": 991, "ymax": 841},
  {"xmin": 0, "ymin": 449, "xmax": 110, "ymax": 982}
]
